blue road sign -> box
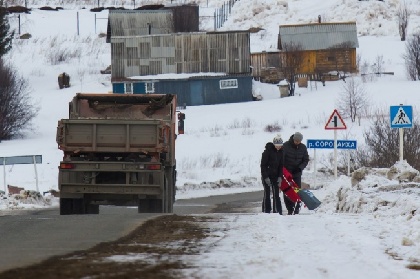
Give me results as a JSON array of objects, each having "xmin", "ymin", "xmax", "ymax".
[
  {"xmin": 307, "ymin": 139, "xmax": 357, "ymax": 150},
  {"xmin": 390, "ymin": 105, "xmax": 413, "ymax": 128}
]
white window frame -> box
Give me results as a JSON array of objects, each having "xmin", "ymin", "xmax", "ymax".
[
  {"xmin": 145, "ymin": 82, "xmax": 155, "ymax": 93},
  {"xmin": 219, "ymin": 79, "xmax": 238, "ymax": 89},
  {"xmin": 125, "ymin": 83, "xmax": 133, "ymax": 94}
]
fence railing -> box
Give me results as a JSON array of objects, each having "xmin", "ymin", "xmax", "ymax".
[{"xmin": 214, "ymin": 0, "xmax": 239, "ymax": 29}]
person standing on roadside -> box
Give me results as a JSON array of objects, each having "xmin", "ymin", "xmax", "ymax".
[
  {"xmin": 282, "ymin": 132, "xmax": 309, "ymax": 215},
  {"xmin": 260, "ymin": 134, "xmax": 284, "ymax": 215}
]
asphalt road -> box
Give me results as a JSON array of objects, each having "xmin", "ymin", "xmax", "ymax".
[{"xmin": 0, "ymin": 191, "xmax": 262, "ymax": 272}]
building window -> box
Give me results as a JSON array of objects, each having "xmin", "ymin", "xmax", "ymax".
[
  {"xmin": 145, "ymin": 82, "xmax": 155, "ymax": 93},
  {"xmin": 327, "ymin": 56, "xmax": 336, "ymax": 62},
  {"xmin": 220, "ymin": 79, "xmax": 238, "ymax": 89},
  {"xmin": 125, "ymin": 83, "xmax": 132, "ymax": 94}
]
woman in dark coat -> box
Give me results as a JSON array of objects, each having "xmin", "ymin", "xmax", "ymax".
[{"xmin": 260, "ymin": 135, "xmax": 284, "ymax": 215}]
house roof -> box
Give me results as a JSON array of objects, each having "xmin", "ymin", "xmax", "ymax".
[{"xmin": 279, "ymin": 22, "xmax": 359, "ymax": 50}]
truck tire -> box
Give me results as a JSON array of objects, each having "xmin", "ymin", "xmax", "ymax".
[
  {"xmin": 60, "ymin": 198, "xmax": 97, "ymax": 215},
  {"xmin": 60, "ymin": 198, "xmax": 73, "ymax": 215},
  {"xmin": 72, "ymin": 199, "xmax": 85, "ymax": 214},
  {"xmin": 138, "ymin": 198, "xmax": 162, "ymax": 213},
  {"xmin": 86, "ymin": 204, "xmax": 100, "ymax": 214}
]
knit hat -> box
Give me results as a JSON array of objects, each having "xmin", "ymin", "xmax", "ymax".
[
  {"xmin": 293, "ymin": 132, "xmax": 303, "ymax": 142},
  {"xmin": 273, "ymin": 134, "xmax": 284, "ymax": 147}
]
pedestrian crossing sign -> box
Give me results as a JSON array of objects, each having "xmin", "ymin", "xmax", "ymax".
[{"xmin": 390, "ymin": 105, "xmax": 413, "ymax": 128}]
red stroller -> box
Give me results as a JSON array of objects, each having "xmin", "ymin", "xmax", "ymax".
[
  {"xmin": 279, "ymin": 167, "xmax": 321, "ymax": 211},
  {"xmin": 279, "ymin": 167, "xmax": 301, "ymax": 211}
]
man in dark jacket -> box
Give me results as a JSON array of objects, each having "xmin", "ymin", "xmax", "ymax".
[
  {"xmin": 260, "ymin": 134, "xmax": 284, "ymax": 215},
  {"xmin": 282, "ymin": 132, "xmax": 309, "ymax": 215}
]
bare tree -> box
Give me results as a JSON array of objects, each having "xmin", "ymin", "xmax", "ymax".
[
  {"xmin": 336, "ymin": 77, "xmax": 369, "ymax": 123},
  {"xmin": 371, "ymin": 54, "xmax": 384, "ymax": 76},
  {"xmin": 0, "ymin": 59, "xmax": 38, "ymax": 140},
  {"xmin": 396, "ymin": 1, "xmax": 410, "ymax": 41},
  {"xmin": 403, "ymin": 32, "xmax": 420, "ymax": 81},
  {"xmin": 281, "ymin": 42, "xmax": 304, "ymax": 96}
]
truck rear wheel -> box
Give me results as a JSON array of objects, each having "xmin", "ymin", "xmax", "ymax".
[
  {"xmin": 60, "ymin": 198, "xmax": 73, "ymax": 215},
  {"xmin": 86, "ymin": 204, "xmax": 100, "ymax": 214},
  {"xmin": 72, "ymin": 199, "xmax": 85, "ymax": 214},
  {"xmin": 60, "ymin": 198, "xmax": 99, "ymax": 215},
  {"xmin": 59, "ymin": 198, "xmax": 84, "ymax": 215},
  {"xmin": 138, "ymin": 198, "xmax": 162, "ymax": 213}
]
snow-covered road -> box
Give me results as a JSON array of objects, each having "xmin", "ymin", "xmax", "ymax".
[{"xmin": 182, "ymin": 212, "xmax": 418, "ymax": 279}]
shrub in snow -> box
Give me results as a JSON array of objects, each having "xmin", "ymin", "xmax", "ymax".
[{"xmin": 0, "ymin": 60, "xmax": 38, "ymax": 140}]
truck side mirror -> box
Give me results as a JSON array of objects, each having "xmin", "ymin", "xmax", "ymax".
[{"xmin": 177, "ymin": 112, "xmax": 185, "ymax": 134}]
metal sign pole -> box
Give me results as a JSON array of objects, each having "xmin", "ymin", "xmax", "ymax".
[
  {"xmin": 313, "ymin": 148, "xmax": 317, "ymax": 188},
  {"xmin": 347, "ymin": 151, "xmax": 350, "ymax": 176},
  {"xmin": 77, "ymin": 12, "xmax": 80, "ymax": 36},
  {"xmin": 3, "ymin": 158, "xmax": 6, "ymax": 195},
  {"xmin": 399, "ymin": 128, "xmax": 404, "ymax": 161},
  {"xmin": 33, "ymin": 156, "xmax": 39, "ymax": 192},
  {"xmin": 334, "ymin": 130, "xmax": 337, "ymax": 178}
]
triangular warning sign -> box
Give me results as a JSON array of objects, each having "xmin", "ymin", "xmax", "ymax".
[
  {"xmin": 392, "ymin": 107, "xmax": 412, "ymax": 125},
  {"xmin": 325, "ymin": 109, "xmax": 347, "ymax": 130}
]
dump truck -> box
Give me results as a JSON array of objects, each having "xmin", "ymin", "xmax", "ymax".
[{"xmin": 56, "ymin": 93, "xmax": 178, "ymax": 215}]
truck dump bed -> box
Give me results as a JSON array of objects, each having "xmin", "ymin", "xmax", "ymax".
[{"xmin": 68, "ymin": 93, "xmax": 174, "ymax": 120}]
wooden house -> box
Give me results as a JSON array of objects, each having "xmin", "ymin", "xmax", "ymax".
[
  {"xmin": 250, "ymin": 51, "xmax": 285, "ymax": 83},
  {"xmin": 278, "ymin": 22, "xmax": 359, "ymax": 74},
  {"xmin": 250, "ymin": 22, "xmax": 359, "ymax": 82}
]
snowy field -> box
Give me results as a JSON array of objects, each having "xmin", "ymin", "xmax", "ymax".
[{"xmin": 0, "ymin": 0, "xmax": 419, "ymax": 277}]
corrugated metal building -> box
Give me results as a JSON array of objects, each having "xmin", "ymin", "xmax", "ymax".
[
  {"xmin": 112, "ymin": 74, "xmax": 253, "ymax": 106},
  {"xmin": 277, "ymin": 22, "xmax": 359, "ymax": 74},
  {"xmin": 106, "ymin": 10, "xmax": 173, "ymax": 43},
  {"xmin": 106, "ymin": 6, "xmax": 199, "ymax": 43},
  {"xmin": 110, "ymin": 31, "xmax": 251, "ymax": 79}
]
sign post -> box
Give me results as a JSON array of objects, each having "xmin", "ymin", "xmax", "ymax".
[
  {"xmin": 0, "ymin": 155, "xmax": 42, "ymax": 195},
  {"xmin": 390, "ymin": 105, "xmax": 413, "ymax": 161},
  {"xmin": 324, "ymin": 109, "xmax": 347, "ymax": 178}
]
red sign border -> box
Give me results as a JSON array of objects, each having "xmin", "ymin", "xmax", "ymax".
[{"xmin": 325, "ymin": 109, "xmax": 347, "ymax": 130}]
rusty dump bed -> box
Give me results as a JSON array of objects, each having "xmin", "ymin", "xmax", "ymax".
[
  {"xmin": 57, "ymin": 93, "xmax": 176, "ymax": 159},
  {"xmin": 69, "ymin": 93, "xmax": 175, "ymax": 120}
]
